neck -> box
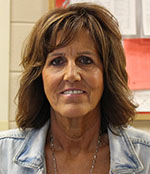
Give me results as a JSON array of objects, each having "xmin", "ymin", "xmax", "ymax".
[{"xmin": 47, "ymin": 109, "xmax": 101, "ymax": 154}]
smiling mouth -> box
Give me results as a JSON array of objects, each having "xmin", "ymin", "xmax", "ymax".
[{"xmin": 61, "ymin": 90, "xmax": 86, "ymax": 94}]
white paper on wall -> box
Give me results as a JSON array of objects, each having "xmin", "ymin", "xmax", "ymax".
[
  {"xmin": 112, "ymin": 0, "xmax": 136, "ymax": 35},
  {"xmin": 133, "ymin": 90, "xmax": 150, "ymax": 112},
  {"xmin": 92, "ymin": 0, "xmax": 113, "ymax": 13},
  {"xmin": 69, "ymin": 0, "xmax": 136, "ymax": 35},
  {"xmin": 142, "ymin": 0, "xmax": 150, "ymax": 35}
]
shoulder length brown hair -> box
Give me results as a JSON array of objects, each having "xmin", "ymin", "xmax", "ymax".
[{"xmin": 16, "ymin": 3, "xmax": 137, "ymax": 132}]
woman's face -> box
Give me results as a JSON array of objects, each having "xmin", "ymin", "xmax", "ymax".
[{"xmin": 42, "ymin": 29, "xmax": 104, "ymax": 118}]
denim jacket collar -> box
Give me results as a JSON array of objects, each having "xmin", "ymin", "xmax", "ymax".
[
  {"xmin": 13, "ymin": 122, "xmax": 144, "ymax": 173},
  {"xmin": 108, "ymin": 127, "xmax": 144, "ymax": 174},
  {"xmin": 13, "ymin": 121, "xmax": 49, "ymax": 171}
]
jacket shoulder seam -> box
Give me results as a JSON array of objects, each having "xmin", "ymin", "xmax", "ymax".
[
  {"xmin": 130, "ymin": 137, "xmax": 150, "ymax": 147},
  {"xmin": 120, "ymin": 126, "xmax": 150, "ymax": 147},
  {"xmin": 0, "ymin": 129, "xmax": 29, "ymax": 139}
]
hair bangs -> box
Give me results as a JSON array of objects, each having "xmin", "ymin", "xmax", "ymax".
[{"xmin": 46, "ymin": 14, "xmax": 90, "ymax": 54}]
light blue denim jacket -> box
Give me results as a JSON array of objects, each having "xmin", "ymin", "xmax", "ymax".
[{"xmin": 0, "ymin": 121, "xmax": 150, "ymax": 174}]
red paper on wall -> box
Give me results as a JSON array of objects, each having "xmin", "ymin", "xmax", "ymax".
[
  {"xmin": 124, "ymin": 39, "xmax": 150, "ymax": 90},
  {"xmin": 56, "ymin": 0, "xmax": 70, "ymax": 7}
]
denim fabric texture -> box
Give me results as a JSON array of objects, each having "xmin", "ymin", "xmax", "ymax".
[{"xmin": 0, "ymin": 121, "xmax": 150, "ymax": 174}]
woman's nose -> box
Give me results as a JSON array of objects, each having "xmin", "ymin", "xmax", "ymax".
[{"xmin": 63, "ymin": 62, "xmax": 81, "ymax": 83}]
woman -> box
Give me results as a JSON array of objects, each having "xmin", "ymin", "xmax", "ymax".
[{"xmin": 0, "ymin": 3, "xmax": 150, "ymax": 174}]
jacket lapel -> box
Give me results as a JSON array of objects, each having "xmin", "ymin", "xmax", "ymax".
[
  {"xmin": 108, "ymin": 127, "xmax": 144, "ymax": 174},
  {"xmin": 13, "ymin": 121, "xmax": 49, "ymax": 172}
]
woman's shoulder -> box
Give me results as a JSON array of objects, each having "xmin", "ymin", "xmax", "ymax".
[
  {"xmin": 109, "ymin": 126, "xmax": 150, "ymax": 173},
  {"xmin": 0, "ymin": 128, "xmax": 31, "ymax": 141},
  {"xmin": 123, "ymin": 126, "xmax": 150, "ymax": 146},
  {"xmin": 0, "ymin": 128, "xmax": 33, "ymax": 158},
  {"xmin": 0, "ymin": 121, "xmax": 49, "ymax": 142}
]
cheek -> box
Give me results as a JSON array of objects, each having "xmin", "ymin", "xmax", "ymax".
[
  {"xmin": 87, "ymin": 71, "xmax": 104, "ymax": 90},
  {"xmin": 87, "ymin": 71, "xmax": 104, "ymax": 105},
  {"xmin": 42, "ymin": 72, "xmax": 57, "ymax": 101}
]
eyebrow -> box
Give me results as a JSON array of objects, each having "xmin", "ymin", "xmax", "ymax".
[
  {"xmin": 48, "ymin": 52, "xmax": 65, "ymax": 57},
  {"xmin": 48, "ymin": 51, "xmax": 96, "ymax": 57},
  {"xmin": 77, "ymin": 51, "xmax": 96, "ymax": 56}
]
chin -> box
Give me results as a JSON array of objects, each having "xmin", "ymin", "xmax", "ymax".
[
  {"xmin": 52, "ymin": 103, "xmax": 99, "ymax": 119},
  {"xmin": 57, "ymin": 107, "xmax": 90, "ymax": 118}
]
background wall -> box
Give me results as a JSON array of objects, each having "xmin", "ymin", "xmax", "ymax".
[
  {"xmin": 9, "ymin": 0, "xmax": 48, "ymax": 129},
  {"xmin": 0, "ymin": 0, "xmax": 10, "ymax": 130},
  {"xmin": 0, "ymin": 0, "xmax": 48, "ymax": 130},
  {"xmin": 0, "ymin": 0, "xmax": 150, "ymax": 132}
]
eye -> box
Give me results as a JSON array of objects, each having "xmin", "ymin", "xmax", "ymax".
[
  {"xmin": 50, "ymin": 57, "xmax": 66, "ymax": 66},
  {"xmin": 77, "ymin": 56, "xmax": 93, "ymax": 65}
]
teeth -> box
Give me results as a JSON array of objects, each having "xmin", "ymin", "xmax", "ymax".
[{"xmin": 63, "ymin": 90, "xmax": 84, "ymax": 94}]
